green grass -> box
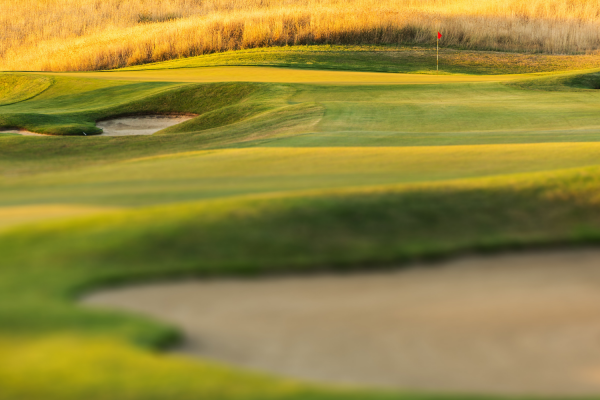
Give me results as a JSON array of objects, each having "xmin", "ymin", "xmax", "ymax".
[
  {"xmin": 0, "ymin": 75, "xmax": 53, "ymax": 106},
  {"xmin": 4, "ymin": 144, "xmax": 600, "ymax": 208},
  {"xmin": 4, "ymin": 47, "xmax": 600, "ymax": 400},
  {"xmin": 0, "ymin": 76, "xmax": 270, "ymax": 135},
  {"xmin": 4, "ymin": 70, "xmax": 600, "ymax": 170},
  {"xmin": 118, "ymin": 45, "xmax": 600, "ymax": 75}
]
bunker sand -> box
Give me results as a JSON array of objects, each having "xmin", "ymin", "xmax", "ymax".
[
  {"xmin": 84, "ymin": 249, "xmax": 600, "ymax": 396},
  {"xmin": 97, "ymin": 115, "xmax": 195, "ymax": 136}
]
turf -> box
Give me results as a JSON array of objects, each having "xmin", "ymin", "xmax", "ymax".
[
  {"xmin": 4, "ymin": 144, "xmax": 600, "ymax": 208},
  {"xmin": 4, "ymin": 47, "xmax": 600, "ymax": 400},
  {"xmin": 0, "ymin": 75, "xmax": 53, "ymax": 106},
  {"xmin": 4, "ymin": 71, "xmax": 600, "ymax": 170},
  {"xmin": 117, "ymin": 45, "xmax": 600, "ymax": 75}
]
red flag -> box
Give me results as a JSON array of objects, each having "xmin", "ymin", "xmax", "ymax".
[{"xmin": 437, "ymin": 32, "xmax": 442, "ymax": 39}]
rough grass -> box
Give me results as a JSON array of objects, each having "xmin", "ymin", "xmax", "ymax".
[
  {"xmin": 508, "ymin": 69, "xmax": 600, "ymax": 91},
  {"xmin": 0, "ymin": 336, "xmax": 388, "ymax": 400}
]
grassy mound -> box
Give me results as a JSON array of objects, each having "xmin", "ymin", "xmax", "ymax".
[
  {"xmin": 0, "ymin": 75, "xmax": 53, "ymax": 106},
  {"xmin": 5, "ymin": 166, "xmax": 600, "ymax": 277},
  {"xmin": 507, "ymin": 69, "xmax": 600, "ymax": 91},
  {"xmin": 0, "ymin": 79, "xmax": 270, "ymax": 136}
]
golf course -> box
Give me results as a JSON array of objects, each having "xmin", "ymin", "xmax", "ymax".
[{"xmin": 4, "ymin": 43, "xmax": 600, "ymax": 399}]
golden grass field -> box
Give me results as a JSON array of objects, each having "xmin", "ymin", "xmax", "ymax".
[{"xmin": 5, "ymin": 0, "xmax": 600, "ymax": 71}]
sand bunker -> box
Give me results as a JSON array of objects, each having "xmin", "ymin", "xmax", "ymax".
[
  {"xmin": 97, "ymin": 115, "xmax": 194, "ymax": 136},
  {"xmin": 83, "ymin": 249, "xmax": 600, "ymax": 396}
]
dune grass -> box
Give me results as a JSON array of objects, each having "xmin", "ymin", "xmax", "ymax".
[{"xmin": 6, "ymin": 0, "xmax": 600, "ymax": 71}]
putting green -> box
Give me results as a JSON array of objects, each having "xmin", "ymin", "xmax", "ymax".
[{"xmin": 40, "ymin": 66, "xmax": 522, "ymax": 84}]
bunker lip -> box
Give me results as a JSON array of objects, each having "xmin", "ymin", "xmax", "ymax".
[
  {"xmin": 96, "ymin": 114, "xmax": 196, "ymax": 136},
  {"xmin": 83, "ymin": 248, "xmax": 600, "ymax": 396}
]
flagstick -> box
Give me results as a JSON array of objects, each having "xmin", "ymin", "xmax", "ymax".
[{"xmin": 436, "ymin": 34, "xmax": 439, "ymax": 72}]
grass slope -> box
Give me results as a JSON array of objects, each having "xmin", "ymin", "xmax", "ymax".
[
  {"xmin": 0, "ymin": 75, "xmax": 53, "ymax": 106},
  {"xmin": 0, "ymin": 77, "xmax": 269, "ymax": 135},
  {"xmin": 4, "ymin": 144, "xmax": 600, "ymax": 208},
  {"xmin": 121, "ymin": 45, "xmax": 600, "ymax": 75}
]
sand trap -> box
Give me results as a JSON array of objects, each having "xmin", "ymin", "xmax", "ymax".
[
  {"xmin": 83, "ymin": 249, "xmax": 600, "ymax": 396},
  {"xmin": 0, "ymin": 129, "xmax": 46, "ymax": 136},
  {"xmin": 97, "ymin": 115, "xmax": 194, "ymax": 136}
]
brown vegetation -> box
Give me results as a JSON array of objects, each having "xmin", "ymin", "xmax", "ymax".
[{"xmin": 3, "ymin": 0, "xmax": 600, "ymax": 71}]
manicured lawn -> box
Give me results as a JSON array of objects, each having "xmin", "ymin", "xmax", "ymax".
[
  {"xmin": 3, "ymin": 47, "xmax": 600, "ymax": 400},
  {"xmin": 116, "ymin": 45, "xmax": 600, "ymax": 75},
  {"xmin": 4, "ymin": 144, "xmax": 600, "ymax": 208}
]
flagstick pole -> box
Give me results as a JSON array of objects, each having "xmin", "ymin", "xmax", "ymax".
[{"xmin": 437, "ymin": 34, "xmax": 439, "ymax": 72}]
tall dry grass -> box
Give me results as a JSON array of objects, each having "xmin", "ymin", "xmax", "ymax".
[{"xmin": 3, "ymin": 0, "xmax": 600, "ymax": 71}]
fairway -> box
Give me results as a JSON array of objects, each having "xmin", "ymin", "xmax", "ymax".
[
  {"xmin": 4, "ymin": 144, "xmax": 600, "ymax": 210},
  {"xmin": 4, "ymin": 46, "xmax": 600, "ymax": 400}
]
